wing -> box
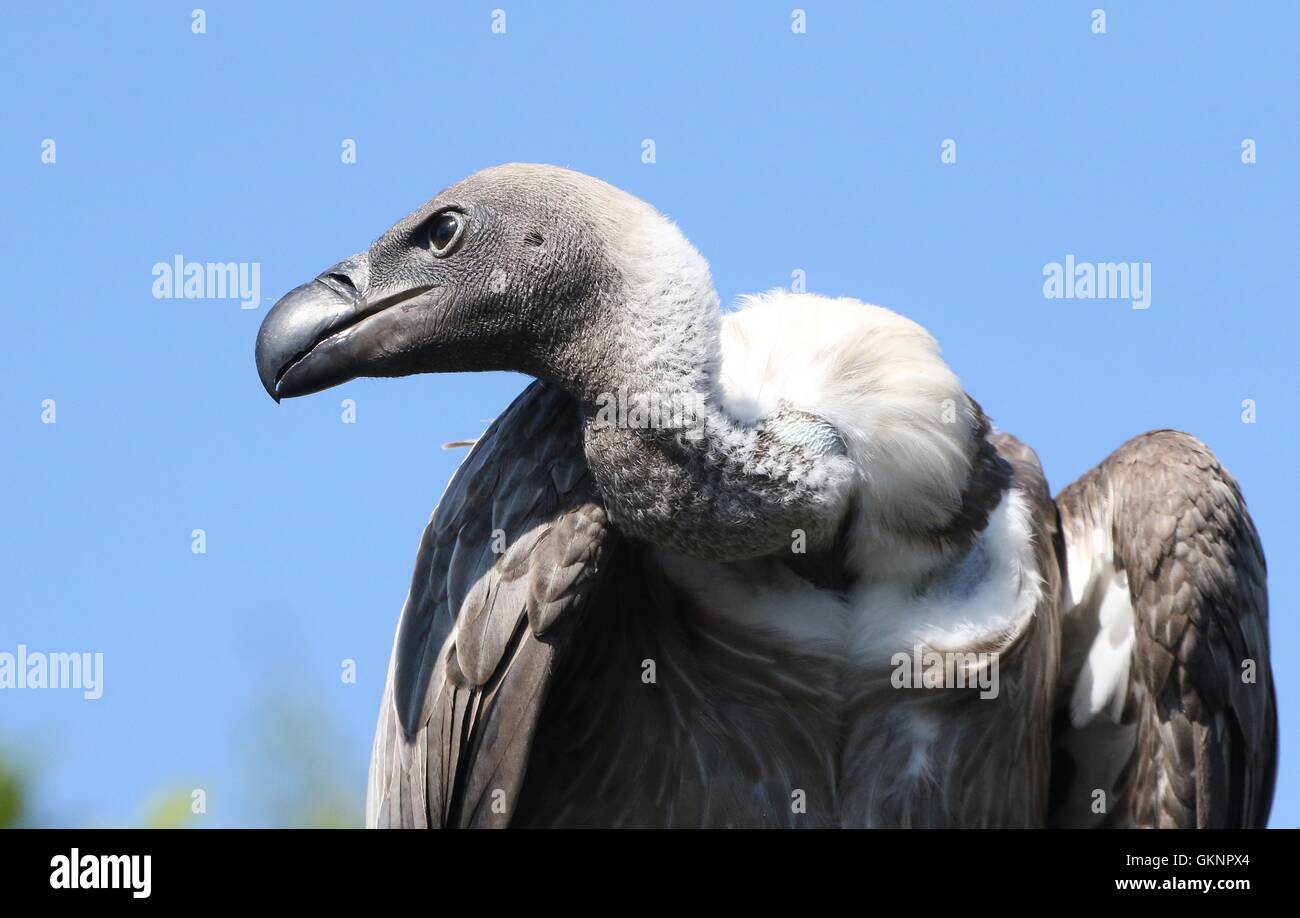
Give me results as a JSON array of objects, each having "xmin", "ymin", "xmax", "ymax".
[
  {"xmin": 366, "ymin": 381, "xmax": 616, "ymax": 828},
  {"xmin": 1050, "ymin": 430, "xmax": 1276, "ymax": 827}
]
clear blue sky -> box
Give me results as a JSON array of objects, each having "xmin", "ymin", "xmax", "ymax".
[{"xmin": 2, "ymin": 2, "xmax": 1295, "ymax": 827}]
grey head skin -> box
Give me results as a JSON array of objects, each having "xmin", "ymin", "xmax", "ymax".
[
  {"xmin": 257, "ymin": 164, "xmax": 1275, "ymax": 828},
  {"xmin": 257, "ymin": 164, "xmax": 856, "ymax": 562},
  {"xmin": 256, "ymin": 165, "xmax": 622, "ymax": 402}
]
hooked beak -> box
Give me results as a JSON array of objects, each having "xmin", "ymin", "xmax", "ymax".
[{"xmin": 255, "ymin": 253, "xmax": 439, "ymax": 401}]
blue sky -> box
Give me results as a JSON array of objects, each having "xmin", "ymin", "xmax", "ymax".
[{"xmin": 1, "ymin": 2, "xmax": 1295, "ymax": 827}]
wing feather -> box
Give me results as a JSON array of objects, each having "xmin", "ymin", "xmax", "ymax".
[
  {"xmin": 1051, "ymin": 429, "xmax": 1276, "ymax": 827},
  {"xmin": 366, "ymin": 381, "xmax": 615, "ymax": 827}
]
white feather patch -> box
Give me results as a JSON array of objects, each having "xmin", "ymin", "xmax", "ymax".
[
  {"xmin": 715, "ymin": 291, "xmax": 977, "ymax": 574},
  {"xmin": 848, "ymin": 487, "xmax": 1043, "ymax": 667},
  {"xmin": 1066, "ymin": 559, "xmax": 1136, "ymax": 728},
  {"xmin": 661, "ymin": 488, "xmax": 1043, "ymax": 670}
]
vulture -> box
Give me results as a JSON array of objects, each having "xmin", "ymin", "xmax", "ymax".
[{"xmin": 255, "ymin": 164, "xmax": 1276, "ymax": 828}]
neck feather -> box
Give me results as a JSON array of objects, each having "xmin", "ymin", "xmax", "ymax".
[
  {"xmin": 536, "ymin": 211, "xmax": 1005, "ymax": 571},
  {"xmin": 562, "ymin": 220, "xmax": 856, "ymax": 562}
]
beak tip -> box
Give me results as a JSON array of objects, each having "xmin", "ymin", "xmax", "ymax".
[
  {"xmin": 255, "ymin": 354, "xmax": 282, "ymax": 402},
  {"xmin": 255, "ymin": 273, "xmax": 358, "ymax": 404}
]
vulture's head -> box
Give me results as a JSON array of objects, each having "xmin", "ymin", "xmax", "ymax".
[{"xmin": 256, "ymin": 163, "xmax": 712, "ymax": 401}]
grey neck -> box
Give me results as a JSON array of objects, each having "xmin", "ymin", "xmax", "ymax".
[
  {"xmin": 548, "ymin": 273, "xmax": 857, "ymax": 564},
  {"xmin": 538, "ymin": 283, "xmax": 1009, "ymax": 572}
]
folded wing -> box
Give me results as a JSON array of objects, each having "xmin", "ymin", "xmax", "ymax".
[
  {"xmin": 366, "ymin": 381, "xmax": 616, "ymax": 827},
  {"xmin": 1050, "ymin": 430, "xmax": 1275, "ymax": 827}
]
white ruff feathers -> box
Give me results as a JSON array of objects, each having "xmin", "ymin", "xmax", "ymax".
[{"xmin": 715, "ymin": 291, "xmax": 978, "ymax": 575}]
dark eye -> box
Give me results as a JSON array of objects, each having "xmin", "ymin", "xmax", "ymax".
[{"xmin": 429, "ymin": 212, "xmax": 463, "ymax": 255}]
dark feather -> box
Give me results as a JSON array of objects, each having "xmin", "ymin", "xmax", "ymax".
[
  {"xmin": 367, "ymin": 381, "xmax": 616, "ymax": 827},
  {"xmin": 1050, "ymin": 430, "xmax": 1276, "ymax": 827}
]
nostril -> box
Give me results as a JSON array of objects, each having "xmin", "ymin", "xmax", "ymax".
[{"xmin": 321, "ymin": 272, "xmax": 359, "ymax": 296}]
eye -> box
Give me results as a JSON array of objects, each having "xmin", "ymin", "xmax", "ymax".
[{"xmin": 428, "ymin": 212, "xmax": 464, "ymax": 255}]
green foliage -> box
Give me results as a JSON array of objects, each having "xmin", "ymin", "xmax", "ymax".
[
  {"xmin": 0, "ymin": 689, "xmax": 363, "ymax": 828},
  {"xmin": 0, "ymin": 755, "xmax": 26, "ymax": 828},
  {"xmin": 142, "ymin": 788, "xmax": 200, "ymax": 829},
  {"xmin": 250, "ymin": 697, "xmax": 364, "ymax": 828}
]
